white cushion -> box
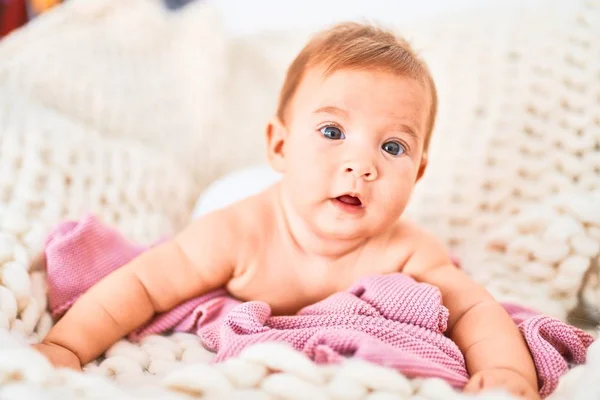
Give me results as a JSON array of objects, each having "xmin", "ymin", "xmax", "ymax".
[{"xmin": 192, "ymin": 165, "xmax": 281, "ymax": 218}]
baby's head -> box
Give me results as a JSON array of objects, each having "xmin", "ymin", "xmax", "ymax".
[{"xmin": 266, "ymin": 22, "xmax": 437, "ymax": 242}]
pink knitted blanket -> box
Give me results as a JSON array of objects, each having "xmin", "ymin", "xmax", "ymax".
[{"xmin": 44, "ymin": 214, "xmax": 594, "ymax": 397}]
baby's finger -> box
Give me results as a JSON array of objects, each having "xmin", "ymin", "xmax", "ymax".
[
  {"xmin": 486, "ymin": 377, "xmax": 538, "ymax": 400},
  {"xmin": 505, "ymin": 384, "xmax": 540, "ymax": 400},
  {"xmin": 462, "ymin": 375, "xmax": 484, "ymax": 393},
  {"xmin": 484, "ymin": 382, "xmax": 538, "ymax": 400},
  {"xmin": 29, "ymin": 252, "xmax": 46, "ymax": 271},
  {"xmin": 463, "ymin": 374, "xmax": 539, "ymax": 400}
]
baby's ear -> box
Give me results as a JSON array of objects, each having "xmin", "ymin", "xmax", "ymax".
[
  {"xmin": 416, "ymin": 152, "xmax": 428, "ymax": 182},
  {"xmin": 265, "ymin": 117, "xmax": 287, "ymax": 173}
]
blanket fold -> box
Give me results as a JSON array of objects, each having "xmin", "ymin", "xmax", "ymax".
[{"xmin": 44, "ymin": 214, "xmax": 594, "ymax": 397}]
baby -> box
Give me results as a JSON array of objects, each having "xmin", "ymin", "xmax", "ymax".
[{"xmin": 33, "ymin": 23, "xmax": 539, "ymax": 399}]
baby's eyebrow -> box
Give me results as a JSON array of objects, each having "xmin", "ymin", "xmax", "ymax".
[
  {"xmin": 386, "ymin": 123, "xmax": 420, "ymax": 143},
  {"xmin": 313, "ymin": 106, "xmax": 349, "ymax": 118}
]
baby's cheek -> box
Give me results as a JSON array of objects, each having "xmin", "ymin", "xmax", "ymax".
[{"xmin": 381, "ymin": 180, "xmax": 413, "ymax": 212}]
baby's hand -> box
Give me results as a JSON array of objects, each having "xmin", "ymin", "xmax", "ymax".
[
  {"xmin": 32, "ymin": 342, "xmax": 82, "ymax": 371},
  {"xmin": 464, "ymin": 368, "xmax": 539, "ymax": 400}
]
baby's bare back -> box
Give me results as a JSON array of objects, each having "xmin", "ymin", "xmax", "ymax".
[{"xmin": 222, "ymin": 186, "xmax": 419, "ymax": 315}]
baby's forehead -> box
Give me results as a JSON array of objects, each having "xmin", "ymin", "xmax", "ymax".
[
  {"xmin": 302, "ymin": 65, "xmax": 429, "ymax": 97},
  {"xmin": 297, "ymin": 66, "xmax": 430, "ymax": 112}
]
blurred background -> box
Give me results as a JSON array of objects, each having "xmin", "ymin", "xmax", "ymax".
[
  {"xmin": 0, "ymin": 0, "xmax": 566, "ymax": 38},
  {"xmin": 0, "ymin": 0, "xmax": 598, "ymax": 324},
  {"xmin": 203, "ymin": 0, "xmax": 548, "ymax": 36}
]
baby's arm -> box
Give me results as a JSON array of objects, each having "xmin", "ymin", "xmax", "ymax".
[
  {"xmin": 36, "ymin": 210, "xmax": 237, "ymax": 367},
  {"xmin": 403, "ymin": 228, "xmax": 538, "ymax": 399}
]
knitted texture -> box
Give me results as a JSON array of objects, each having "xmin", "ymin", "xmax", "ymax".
[
  {"xmin": 0, "ymin": 0, "xmax": 598, "ymax": 398},
  {"xmin": 0, "ymin": 0, "xmax": 230, "ymax": 191},
  {"xmin": 0, "ymin": 109, "xmax": 197, "ymax": 245},
  {"xmin": 0, "ymin": 205, "xmax": 599, "ymax": 400},
  {"xmin": 477, "ymin": 190, "xmax": 600, "ymax": 321},
  {"xmin": 43, "ymin": 214, "xmax": 594, "ymax": 398}
]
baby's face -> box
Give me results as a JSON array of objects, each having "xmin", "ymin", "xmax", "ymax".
[{"xmin": 276, "ymin": 66, "xmax": 430, "ymax": 240}]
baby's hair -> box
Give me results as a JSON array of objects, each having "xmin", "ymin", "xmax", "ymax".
[{"xmin": 276, "ymin": 22, "xmax": 438, "ymax": 153}]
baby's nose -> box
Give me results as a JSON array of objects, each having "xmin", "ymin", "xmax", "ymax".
[{"xmin": 344, "ymin": 162, "xmax": 378, "ymax": 181}]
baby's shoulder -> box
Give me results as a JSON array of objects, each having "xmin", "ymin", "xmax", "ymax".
[
  {"xmin": 186, "ymin": 186, "xmax": 276, "ymax": 241},
  {"xmin": 213, "ymin": 186, "xmax": 278, "ymax": 241},
  {"xmin": 173, "ymin": 187, "xmax": 278, "ymax": 280},
  {"xmin": 231, "ymin": 187, "xmax": 277, "ymax": 225},
  {"xmin": 387, "ymin": 219, "xmax": 452, "ymax": 275}
]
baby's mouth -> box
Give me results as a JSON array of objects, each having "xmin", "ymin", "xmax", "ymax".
[
  {"xmin": 331, "ymin": 194, "xmax": 365, "ymax": 215},
  {"xmin": 335, "ymin": 195, "xmax": 363, "ymax": 207}
]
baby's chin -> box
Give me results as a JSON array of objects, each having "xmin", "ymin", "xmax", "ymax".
[{"xmin": 311, "ymin": 214, "xmax": 387, "ymax": 242}]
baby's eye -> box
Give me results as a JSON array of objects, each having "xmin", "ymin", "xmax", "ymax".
[
  {"xmin": 382, "ymin": 140, "xmax": 406, "ymax": 156},
  {"xmin": 320, "ymin": 126, "xmax": 345, "ymax": 140}
]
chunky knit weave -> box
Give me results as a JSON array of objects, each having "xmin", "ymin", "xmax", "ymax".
[
  {"xmin": 43, "ymin": 214, "xmax": 594, "ymax": 397},
  {"xmin": 0, "ymin": 0, "xmax": 598, "ymax": 399}
]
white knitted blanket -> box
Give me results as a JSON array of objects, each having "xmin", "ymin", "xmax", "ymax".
[{"xmin": 0, "ymin": 0, "xmax": 599, "ymax": 399}]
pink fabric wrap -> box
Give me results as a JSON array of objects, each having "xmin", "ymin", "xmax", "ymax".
[{"xmin": 44, "ymin": 214, "xmax": 594, "ymax": 397}]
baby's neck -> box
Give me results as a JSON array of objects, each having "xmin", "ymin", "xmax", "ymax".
[{"xmin": 274, "ymin": 185, "xmax": 369, "ymax": 260}]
